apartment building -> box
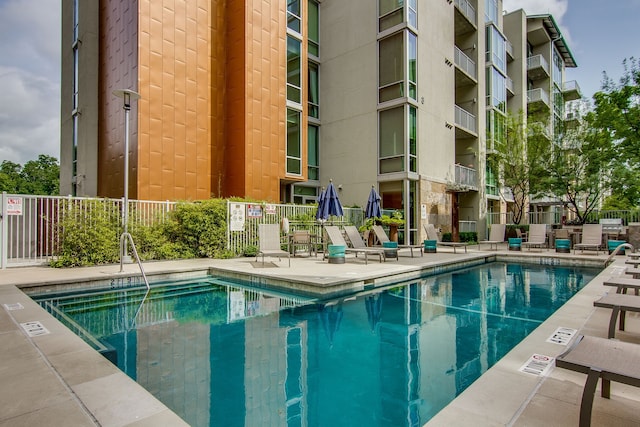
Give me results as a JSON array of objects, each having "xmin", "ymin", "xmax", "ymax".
[{"xmin": 60, "ymin": 1, "xmax": 578, "ymax": 243}]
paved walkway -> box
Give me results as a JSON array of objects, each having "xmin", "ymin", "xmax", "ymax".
[{"xmin": 1, "ymin": 247, "xmax": 639, "ymax": 426}]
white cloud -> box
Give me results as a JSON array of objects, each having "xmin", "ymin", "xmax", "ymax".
[{"xmin": 0, "ymin": 0, "xmax": 60, "ymax": 165}]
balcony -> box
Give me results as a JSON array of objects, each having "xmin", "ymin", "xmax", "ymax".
[
  {"xmin": 454, "ymin": 46, "xmax": 477, "ymax": 85},
  {"xmin": 528, "ymin": 121, "xmax": 552, "ymax": 140},
  {"xmin": 562, "ymin": 80, "xmax": 582, "ymax": 101},
  {"xmin": 527, "ymin": 88, "xmax": 550, "ymax": 109},
  {"xmin": 454, "ymin": 105, "xmax": 477, "ymax": 137},
  {"xmin": 506, "ymin": 76, "xmax": 514, "ymax": 96},
  {"xmin": 505, "ymin": 40, "xmax": 514, "ymax": 61},
  {"xmin": 454, "ymin": 164, "xmax": 478, "ymax": 191},
  {"xmin": 454, "ymin": 0, "xmax": 477, "ymax": 35},
  {"xmin": 527, "ymin": 54, "xmax": 550, "ymax": 80},
  {"xmin": 565, "ymin": 111, "xmax": 581, "ymax": 129}
]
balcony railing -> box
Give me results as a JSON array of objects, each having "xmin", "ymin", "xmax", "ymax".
[
  {"xmin": 506, "ymin": 76, "xmax": 514, "ymax": 95},
  {"xmin": 454, "ymin": 164, "xmax": 477, "ymax": 190},
  {"xmin": 505, "ymin": 40, "xmax": 514, "ymax": 60},
  {"xmin": 454, "ymin": 105, "xmax": 477, "ymax": 134},
  {"xmin": 527, "ymin": 88, "xmax": 550, "ymax": 107},
  {"xmin": 454, "ymin": 46, "xmax": 477, "ymax": 80},
  {"xmin": 454, "ymin": 0, "xmax": 477, "ymax": 26},
  {"xmin": 562, "ymin": 80, "xmax": 582, "ymax": 101},
  {"xmin": 526, "ymin": 54, "xmax": 550, "ymax": 79}
]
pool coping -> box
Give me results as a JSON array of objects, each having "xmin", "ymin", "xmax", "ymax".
[{"xmin": 0, "ymin": 251, "xmax": 627, "ymax": 426}]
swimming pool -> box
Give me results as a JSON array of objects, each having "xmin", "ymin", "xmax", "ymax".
[{"xmin": 34, "ymin": 261, "xmax": 599, "ymax": 427}]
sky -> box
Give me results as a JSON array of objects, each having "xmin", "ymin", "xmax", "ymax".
[{"xmin": 0, "ymin": 0, "xmax": 638, "ymax": 166}]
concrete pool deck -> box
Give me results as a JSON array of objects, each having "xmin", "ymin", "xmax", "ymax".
[{"xmin": 1, "ymin": 246, "xmax": 639, "ymax": 426}]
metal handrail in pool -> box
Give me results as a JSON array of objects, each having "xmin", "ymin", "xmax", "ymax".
[{"xmin": 119, "ymin": 232, "xmax": 150, "ymax": 326}]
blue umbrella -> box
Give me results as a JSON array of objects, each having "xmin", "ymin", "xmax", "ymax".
[
  {"xmin": 315, "ymin": 187, "xmax": 326, "ymax": 221},
  {"xmin": 319, "ymin": 180, "xmax": 344, "ymax": 220},
  {"xmin": 365, "ymin": 185, "xmax": 382, "ymax": 219}
]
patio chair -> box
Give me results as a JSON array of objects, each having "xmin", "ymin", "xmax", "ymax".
[
  {"xmin": 574, "ymin": 224, "xmax": 603, "ymax": 254},
  {"xmin": 556, "ymin": 335, "xmax": 640, "ymax": 427},
  {"xmin": 324, "ymin": 225, "xmax": 385, "ymax": 264},
  {"xmin": 423, "ymin": 224, "xmax": 469, "ymax": 253},
  {"xmin": 515, "ymin": 228, "xmax": 528, "ymax": 241},
  {"xmin": 479, "ymin": 223, "xmax": 506, "ymax": 250},
  {"xmin": 371, "ymin": 225, "xmax": 423, "ymax": 257},
  {"xmin": 593, "ymin": 293, "xmax": 640, "ymax": 338},
  {"xmin": 290, "ymin": 229, "xmax": 314, "ymax": 257},
  {"xmin": 521, "ymin": 224, "xmax": 548, "ymax": 251},
  {"xmin": 256, "ymin": 223, "xmax": 290, "ymax": 267}
]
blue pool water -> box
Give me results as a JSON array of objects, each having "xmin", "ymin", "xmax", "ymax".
[{"xmin": 35, "ymin": 262, "xmax": 599, "ymax": 427}]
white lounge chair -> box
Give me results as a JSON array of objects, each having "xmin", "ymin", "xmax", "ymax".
[
  {"xmin": 521, "ymin": 224, "xmax": 548, "ymax": 251},
  {"xmin": 256, "ymin": 223, "xmax": 290, "ymax": 267},
  {"xmin": 423, "ymin": 224, "xmax": 468, "ymax": 253},
  {"xmin": 371, "ymin": 225, "xmax": 423, "ymax": 257},
  {"xmin": 480, "ymin": 223, "xmax": 506, "ymax": 250},
  {"xmin": 574, "ymin": 224, "xmax": 603, "ymax": 254},
  {"xmin": 324, "ymin": 225, "xmax": 385, "ymax": 264}
]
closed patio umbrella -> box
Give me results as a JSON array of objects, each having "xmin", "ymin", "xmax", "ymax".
[
  {"xmin": 315, "ymin": 187, "xmax": 326, "ymax": 221},
  {"xmin": 319, "ymin": 180, "xmax": 343, "ymax": 220},
  {"xmin": 365, "ymin": 185, "xmax": 382, "ymax": 219}
]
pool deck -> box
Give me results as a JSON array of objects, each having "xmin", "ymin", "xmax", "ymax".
[{"xmin": 1, "ymin": 246, "xmax": 640, "ymax": 426}]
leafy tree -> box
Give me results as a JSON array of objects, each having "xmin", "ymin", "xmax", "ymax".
[
  {"xmin": 0, "ymin": 155, "xmax": 59, "ymax": 195},
  {"xmin": 590, "ymin": 57, "xmax": 640, "ymax": 205}
]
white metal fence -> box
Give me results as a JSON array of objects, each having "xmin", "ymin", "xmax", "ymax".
[{"xmin": 0, "ymin": 193, "xmax": 175, "ymax": 268}]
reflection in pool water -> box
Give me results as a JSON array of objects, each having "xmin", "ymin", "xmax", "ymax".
[{"xmin": 36, "ymin": 262, "xmax": 599, "ymax": 427}]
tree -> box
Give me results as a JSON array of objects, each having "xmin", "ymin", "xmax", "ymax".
[
  {"xmin": 0, "ymin": 155, "xmax": 59, "ymax": 195},
  {"xmin": 533, "ymin": 120, "xmax": 613, "ymax": 224},
  {"xmin": 590, "ymin": 57, "xmax": 640, "ymax": 205}
]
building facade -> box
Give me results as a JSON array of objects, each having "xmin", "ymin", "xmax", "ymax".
[{"xmin": 60, "ymin": 0, "xmax": 579, "ymax": 243}]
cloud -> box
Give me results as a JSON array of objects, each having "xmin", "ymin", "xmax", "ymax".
[{"xmin": 0, "ymin": 0, "xmax": 60, "ymax": 165}]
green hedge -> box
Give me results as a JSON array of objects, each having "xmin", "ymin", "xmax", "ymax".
[{"xmin": 442, "ymin": 232, "xmax": 477, "ymax": 243}]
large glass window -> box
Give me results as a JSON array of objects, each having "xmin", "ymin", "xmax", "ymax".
[
  {"xmin": 287, "ymin": 0, "xmax": 301, "ymax": 33},
  {"xmin": 485, "ymin": 0, "xmax": 498, "ymax": 23},
  {"xmin": 379, "ymin": 0, "xmax": 403, "ymax": 32},
  {"xmin": 308, "ymin": 0, "xmax": 319, "ymax": 57},
  {"xmin": 486, "ymin": 109, "xmax": 506, "ymax": 151},
  {"xmin": 379, "ymin": 33, "xmax": 404, "ymax": 102},
  {"xmin": 409, "ymin": 106, "xmax": 417, "ymax": 172},
  {"xmin": 486, "ymin": 25, "xmax": 505, "ymax": 73},
  {"xmin": 308, "ymin": 125, "xmax": 319, "ymax": 180},
  {"xmin": 308, "ymin": 62, "xmax": 319, "ymax": 119},
  {"xmin": 287, "ymin": 109, "xmax": 302, "ymax": 175},
  {"xmin": 379, "ymin": 107, "xmax": 405, "ymax": 173},
  {"xmin": 408, "ymin": 32, "xmax": 417, "ymax": 100},
  {"xmin": 287, "ymin": 36, "xmax": 301, "ymax": 104},
  {"xmin": 408, "ymin": 0, "xmax": 417, "ymax": 28},
  {"xmin": 552, "ymin": 48, "xmax": 563, "ymax": 87},
  {"xmin": 486, "ymin": 67, "xmax": 506, "ymax": 113}
]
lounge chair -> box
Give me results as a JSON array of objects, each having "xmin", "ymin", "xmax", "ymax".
[
  {"xmin": 556, "ymin": 335, "xmax": 640, "ymax": 427},
  {"xmin": 479, "ymin": 223, "xmax": 506, "ymax": 250},
  {"xmin": 257, "ymin": 223, "xmax": 290, "ymax": 267},
  {"xmin": 324, "ymin": 225, "xmax": 385, "ymax": 264},
  {"xmin": 593, "ymin": 293, "xmax": 640, "ymax": 338},
  {"xmin": 574, "ymin": 224, "xmax": 603, "ymax": 254},
  {"xmin": 423, "ymin": 224, "xmax": 468, "ymax": 253},
  {"xmin": 343, "ymin": 225, "xmax": 393, "ymax": 261},
  {"xmin": 521, "ymin": 224, "xmax": 547, "ymax": 251},
  {"xmin": 371, "ymin": 225, "xmax": 423, "ymax": 257},
  {"xmin": 603, "ymin": 276, "xmax": 640, "ymax": 295}
]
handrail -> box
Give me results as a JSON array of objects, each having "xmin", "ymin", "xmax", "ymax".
[
  {"xmin": 119, "ymin": 232, "xmax": 151, "ymax": 327},
  {"xmin": 605, "ymin": 243, "xmax": 635, "ymax": 266}
]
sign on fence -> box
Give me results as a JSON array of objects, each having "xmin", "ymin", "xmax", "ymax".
[
  {"xmin": 230, "ymin": 203, "xmax": 246, "ymax": 231},
  {"xmin": 6, "ymin": 197, "xmax": 23, "ymax": 216}
]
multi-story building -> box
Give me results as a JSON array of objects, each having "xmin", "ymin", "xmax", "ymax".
[{"xmin": 60, "ymin": 1, "xmax": 579, "ymax": 243}]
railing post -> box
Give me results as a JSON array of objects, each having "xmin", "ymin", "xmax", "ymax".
[{"xmin": 1, "ymin": 192, "xmax": 7, "ymax": 269}]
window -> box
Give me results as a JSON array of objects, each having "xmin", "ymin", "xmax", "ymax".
[
  {"xmin": 552, "ymin": 48, "xmax": 563, "ymax": 87},
  {"xmin": 408, "ymin": 0, "xmax": 417, "ymax": 28},
  {"xmin": 379, "ymin": 106, "xmax": 405, "ymax": 173},
  {"xmin": 486, "ymin": 25, "xmax": 505, "ymax": 72},
  {"xmin": 409, "ymin": 106, "xmax": 417, "ymax": 172},
  {"xmin": 308, "ymin": 0, "xmax": 319, "ymax": 57},
  {"xmin": 486, "ymin": 164, "xmax": 498, "ymax": 196},
  {"xmin": 287, "ymin": 109, "xmax": 302, "ymax": 175},
  {"xmin": 408, "ymin": 32, "xmax": 417, "ymax": 100},
  {"xmin": 486, "ymin": 67, "xmax": 506, "ymax": 113},
  {"xmin": 379, "ymin": 33, "xmax": 404, "ymax": 102},
  {"xmin": 485, "ymin": 0, "xmax": 498, "ymax": 23},
  {"xmin": 308, "ymin": 125, "xmax": 319, "ymax": 180},
  {"xmin": 308, "ymin": 62, "xmax": 319, "ymax": 118},
  {"xmin": 379, "ymin": 0, "xmax": 403, "ymax": 32},
  {"xmin": 287, "ymin": 36, "xmax": 301, "ymax": 104},
  {"xmin": 287, "ymin": 0, "xmax": 301, "ymax": 33},
  {"xmin": 486, "ymin": 109, "xmax": 505, "ymax": 150}
]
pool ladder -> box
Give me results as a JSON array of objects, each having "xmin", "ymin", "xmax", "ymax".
[
  {"xmin": 119, "ymin": 232, "xmax": 151, "ymax": 327},
  {"xmin": 605, "ymin": 242, "xmax": 635, "ymax": 266}
]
